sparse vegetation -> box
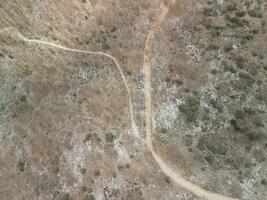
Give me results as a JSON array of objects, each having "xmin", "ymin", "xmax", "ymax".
[
  {"xmin": 101, "ymin": 40, "xmax": 110, "ymax": 50},
  {"xmin": 164, "ymin": 177, "xmax": 170, "ymax": 184},
  {"xmin": 83, "ymin": 133, "xmax": 92, "ymax": 143},
  {"xmin": 94, "ymin": 170, "xmax": 100, "ymax": 177},
  {"xmin": 235, "ymin": 109, "xmax": 246, "ymax": 119},
  {"xmin": 235, "ymin": 56, "xmax": 246, "ymax": 69},
  {"xmin": 225, "ymin": 14, "xmax": 249, "ymax": 27},
  {"xmin": 1, "ymin": 1, "xmax": 266, "ymax": 199},
  {"xmin": 17, "ymin": 160, "xmax": 25, "ymax": 172},
  {"xmin": 80, "ymin": 168, "xmax": 86, "ymax": 175},
  {"xmin": 224, "ymin": 43, "xmax": 233, "ymax": 52},
  {"xmin": 223, "ymin": 63, "xmax": 237, "ymax": 73},
  {"xmin": 125, "ymin": 163, "xmax": 130, "ymax": 168},
  {"xmin": 239, "ymin": 71, "xmax": 255, "ymax": 85},
  {"xmin": 226, "ymin": 4, "xmax": 236, "ymax": 12},
  {"xmin": 210, "ymin": 99, "xmax": 223, "ymax": 113},
  {"xmin": 248, "ymin": 9, "xmax": 263, "ymax": 18},
  {"xmin": 110, "ymin": 26, "xmax": 116, "ymax": 32},
  {"xmin": 210, "ymin": 69, "xmax": 218, "ymax": 75},
  {"xmin": 203, "ymin": 7, "xmax": 217, "ymax": 16},
  {"xmin": 84, "ymin": 194, "xmax": 96, "ymax": 200},
  {"xmin": 207, "ymin": 43, "xmax": 219, "ymax": 50},
  {"xmin": 159, "ymin": 127, "xmax": 167, "ymax": 134},
  {"xmin": 165, "ymin": 77, "xmax": 171, "ymax": 82},
  {"xmin": 80, "ymin": 185, "xmax": 87, "ymax": 193},
  {"xmin": 19, "ymin": 94, "xmax": 26, "ymax": 102},
  {"xmin": 105, "ymin": 132, "xmax": 115, "ymax": 143},
  {"xmin": 261, "ymin": 179, "xmax": 267, "ymax": 186},
  {"xmin": 235, "ymin": 10, "xmax": 246, "ymax": 17},
  {"xmin": 173, "ymin": 79, "xmax": 183, "ymax": 86},
  {"xmin": 179, "ymin": 93, "xmax": 200, "ymax": 122},
  {"xmin": 244, "ymin": 0, "xmax": 251, "ymax": 9},
  {"xmin": 230, "ymin": 108, "xmax": 264, "ymax": 141},
  {"xmin": 61, "ymin": 193, "xmax": 71, "ymax": 200}
]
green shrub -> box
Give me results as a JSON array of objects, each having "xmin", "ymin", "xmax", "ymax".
[
  {"xmin": 235, "ymin": 109, "xmax": 246, "ymax": 119},
  {"xmin": 209, "ymin": 26, "xmax": 225, "ymax": 37},
  {"xmin": 94, "ymin": 169, "xmax": 101, "ymax": 177},
  {"xmin": 17, "ymin": 160, "xmax": 25, "ymax": 172},
  {"xmin": 235, "ymin": 10, "xmax": 246, "ymax": 17},
  {"xmin": 207, "ymin": 43, "xmax": 219, "ymax": 50},
  {"xmin": 80, "ymin": 168, "xmax": 86, "ymax": 175},
  {"xmin": 261, "ymin": 20, "xmax": 266, "ymax": 27},
  {"xmin": 225, "ymin": 15, "xmax": 249, "ymax": 27},
  {"xmin": 239, "ymin": 71, "xmax": 255, "ymax": 84},
  {"xmin": 241, "ymin": 34, "xmax": 254, "ymax": 41},
  {"xmin": 105, "ymin": 132, "xmax": 115, "ymax": 143},
  {"xmin": 212, "ymin": 26, "xmax": 225, "ymax": 30},
  {"xmin": 230, "ymin": 107, "xmax": 264, "ymax": 141},
  {"xmin": 19, "ymin": 94, "xmax": 26, "ymax": 102},
  {"xmin": 203, "ymin": 7, "xmax": 217, "ymax": 16},
  {"xmin": 224, "ymin": 64, "xmax": 237, "ymax": 73},
  {"xmin": 101, "ymin": 42, "xmax": 110, "ymax": 50},
  {"xmin": 83, "ymin": 133, "xmax": 92, "ymax": 143},
  {"xmin": 80, "ymin": 185, "xmax": 87, "ymax": 193},
  {"xmin": 210, "ymin": 69, "xmax": 218, "ymax": 75},
  {"xmin": 226, "ymin": 4, "xmax": 236, "ymax": 12},
  {"xmin": 210, "ymin": 99, "xmax": 223, "ymax": 113},
  {"xmin": 211, "ymin": 29, "xmax": 221, "ymax": 37},
  {"xmin": 244, "ymin": 108, "xmax": 256, "ymax": 115},
  {"xmin": 261, "ymin": 179, "xmax": 267, "ymax": 186},
  {"xmin": 204, "ymin": 154, "xmax": 214, "ymax": 164},
  {"xmin": 84, "ymin": 194, "xmax": 96, "ymax": 200},
  {"xmin": 197, "ymin": 135, "xmax": 227, "ymax": 155},
  {"xmin": 252, "ymin": 51, "xmax": 258, "ymax": 57},
  {"xmin": 110, "ymin": 26, "xmax": 116, "ymax": 32},
  {"xmin": 248, "ymin": 9, "xmax": 263, "ymax": 18},
  {"xmin": 159, "ymin": 127, "xmax": 167, "ymax": 134},
  {"xmin": 125, "ymin": 163, "xmax": 130, "ymax": 168},
  {"xmin": 224, "ymin": 43, "xmax": 233, "ymax": 52},
  {"xmin": 179, "ymin": 93, "xmax": 200, "ymax": 122},
  {"xmin": 164, "ymin": 177, "xmax": 170, "ymax": 184},
  {"xmin": 235, "ymin": 56, "xmax": 245, "ymax": 68},
  {"xmin": 230, "ymin": 119, "xmax": 240, "ymax": 131},
  {"xmin": 244, "ymin": 0, "xmax": 251, "ymax": 8},
  {"xmin": 250, "ymin": 29, "xmax": 259, "ymax": 34},
  {"xmin": 165, "ymin": 77, "xmax": 171, "ymax": 82},
  {"xmin": 245, "ymin": 130, "xmax": 263, "ymax": 141},
  {"xmin": 173, "ymin": 79, "xmax": 184, "ymax": 86},
  {"xmin": 61, "ymin": 193, "xmax": 71, "ymax": 200}
]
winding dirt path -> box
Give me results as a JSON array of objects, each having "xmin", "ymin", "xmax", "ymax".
[
  {"xmin": 0, "ymin": 27, "xmax": 138, "ymax": 132},
  {"xmin": 143, "ymin": 2, "xmax": 239, "ymax": 200},
  {"xmin": 0, "ymin": 4, "xmax": 240, "ymax": 198}
]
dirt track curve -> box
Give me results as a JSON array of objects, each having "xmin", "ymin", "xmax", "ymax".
[
  {"xmin": 143, "ymin": 2, "xmax": 239, "ymax": 200},
  {"xmin": 0, "ymin": 27, "xmax": 138, "ymax": 133}
]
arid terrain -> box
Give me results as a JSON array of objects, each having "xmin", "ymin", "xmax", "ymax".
[{"xmin": 0, "ymin": 0, "xmax": 266, "ymax": 200}]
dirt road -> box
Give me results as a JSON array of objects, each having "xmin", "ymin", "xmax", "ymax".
[
  {"xmin": 143, "ymin": 2, "xmax": 239, "ymax": 200},
  {"xmin": 0, "ymin": 27, "xmax": 137, "ymax": 132},
  {"xmin": 0, "ymin": 5, "xmax": 240, "ymax": 198}
]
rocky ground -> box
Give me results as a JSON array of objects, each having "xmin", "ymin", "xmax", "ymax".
[{"xmin": 0, "ymin": 0, "xmax": 266, "ymax": 200}]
